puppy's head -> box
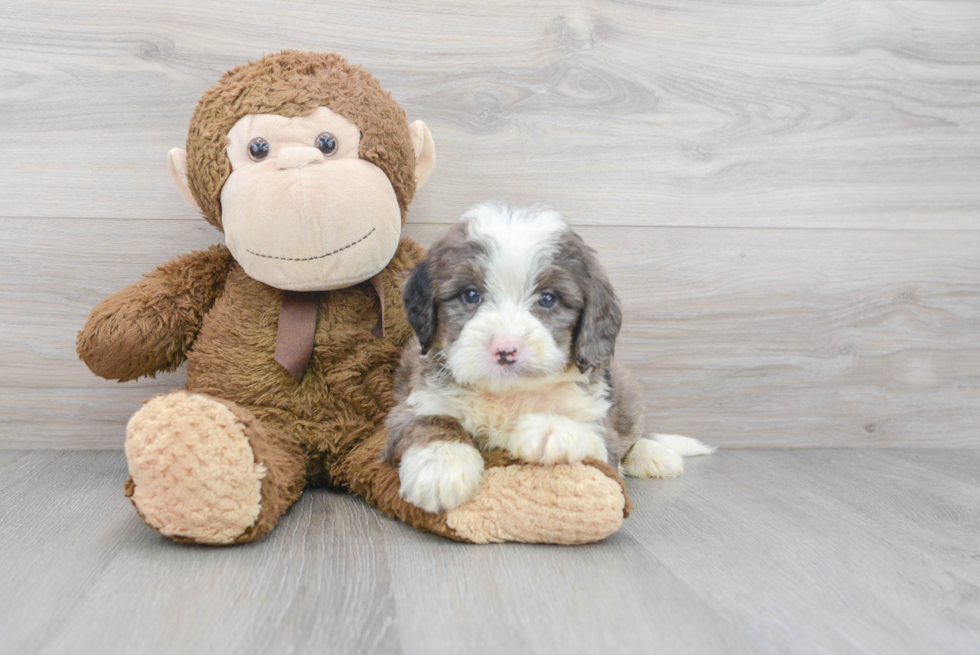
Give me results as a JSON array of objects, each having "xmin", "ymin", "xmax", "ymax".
[{"xmin": 404, "ymin": 204, "xmax": 621, "ymax": 391}]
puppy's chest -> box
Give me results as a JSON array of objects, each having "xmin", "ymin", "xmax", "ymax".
[{"xmin": 409, "ymin": 377, "xmax": 610, "ymax": 444}]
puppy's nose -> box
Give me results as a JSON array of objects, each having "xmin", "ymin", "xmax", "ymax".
[
  {"xmin": 277, "ymin": 147, "xmax": 324, "ymax": 170},
  {"xmin": 490, "ymin": 338, "xmax": 520, "ymax": 366}
]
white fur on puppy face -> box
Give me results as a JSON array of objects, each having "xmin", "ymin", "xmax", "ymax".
[
  {"xmin": 444, "ymin": 204, "xmax": 570, "ymax": 392},
  {"xmin": 398, "ymin": 441, "xmax": 485, "ymax": 513}
]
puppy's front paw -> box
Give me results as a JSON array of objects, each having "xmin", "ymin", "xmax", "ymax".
[
  {"xmin": 398, "ymin": 441, "xmax": 485, "ymax": 513},
  {"xmin": 507, "ymin": 414, "xmax": 608, "ymax": 465},
  {"xmin": 622, "ymin": 438, "xmax": 684, "ymax": 479}
]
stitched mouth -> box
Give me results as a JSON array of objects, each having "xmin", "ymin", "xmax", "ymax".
[{"xmin": 246, "ymin": 228, "xmax": 376, "ymax": 262}]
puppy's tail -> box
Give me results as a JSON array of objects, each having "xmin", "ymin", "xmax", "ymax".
[{"xmin": 651, "ymin": 433, "xmax": 716, "ymax": 457}]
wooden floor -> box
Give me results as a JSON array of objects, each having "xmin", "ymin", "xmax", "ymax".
[{"xmin": 2, "ymin": 448, "xmax": 978, "ymax": 655}]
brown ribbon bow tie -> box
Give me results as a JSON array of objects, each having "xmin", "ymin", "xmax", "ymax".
[{"xmin": 273, "ymin": 273, "xmax": 386, "ymax": 384}]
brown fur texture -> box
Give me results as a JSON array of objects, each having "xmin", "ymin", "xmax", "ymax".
[
  {"xmin": 85, "ymin": 239, "xmax": 434, "ymax": 543},
  {"xmin": 77, "ymin": 245, "xmax": 233, "ymax": 382},
  {"xmin": 184, "ymin": 239, "xmax": 423, "ymax": 485},
  {"xmin": 210, "ymin": 396, "xmax": 308, "ymax": 543},
  {"xmin": 186, "ymin": 51, "xmax": 417, "ymax": 229}
]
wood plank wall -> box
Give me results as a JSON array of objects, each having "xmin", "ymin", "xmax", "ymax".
[{"xmin": 1, "ymin": 0, "xmax": 978, "ymax": 448}]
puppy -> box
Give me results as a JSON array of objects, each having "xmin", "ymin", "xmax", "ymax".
[{"xmin": 384, "ymin": 204, "xmax": 713, "ymax": 513}]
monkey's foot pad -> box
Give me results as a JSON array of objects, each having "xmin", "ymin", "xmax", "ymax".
[
  {"xmin": 446, "ymin": 459, "xmax": 629, "ymax": 544},
  {"xmin": 125, "ymin": 392, "xmax": 266, "ymax": 544}
]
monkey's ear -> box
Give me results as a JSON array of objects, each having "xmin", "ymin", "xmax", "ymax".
[
  {"xmin": 167, "ymin": 148, "xmax": 201, "ymax": 211},
  {"xmin": 408, "ymin": 120, "xmax": 435, "ymax": 190},
  {"xmin": 403, "ymin": 258, "xmax": 437, "ymax": 355}
]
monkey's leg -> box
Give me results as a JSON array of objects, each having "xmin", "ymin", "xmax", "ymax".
[
  {"xmin": 338, "ymin": 428, "xmax": 631, "ymax": 545},
  {"xmin": 124, "ymin": 392, "xmax": 307, "ymax": 545}
]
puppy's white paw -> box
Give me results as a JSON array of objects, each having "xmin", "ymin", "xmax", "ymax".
[
  {"xmin": 622, "ymin": 438, "xmax": 685, "ymax": 479},
  {"xmin": 507, "ymin": 414, "xmax": 608, "ymax": 465},
  {"xmin": 398, "ymin": 441, "xmax": 485, "ymax": 513}
]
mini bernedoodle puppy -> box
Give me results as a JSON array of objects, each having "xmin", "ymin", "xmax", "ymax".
[{"xmin": 385, "ymin": 204, "xmax": 714, "ymax": 513}]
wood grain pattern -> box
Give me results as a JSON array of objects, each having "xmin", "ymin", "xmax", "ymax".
[
  {"xmin": 623, "ymin": 448, "xmax": 980, "ymax": 654},
  {"xmin": 1, "ymin": 0, "xmax": 978, "ymax": 448},
  {"xmin": 1, "ymin": 449, "xmax": 978, "ymax": 654},
  {"xmin": 0, "ymin": 0, "xmax": 979, "ymax": 228},
  {"xmin": 1, "ymin": 218, "xmax": 977, "ymax": 448}
]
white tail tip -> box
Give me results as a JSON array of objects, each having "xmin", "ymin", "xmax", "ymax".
[{"xmin": 651, "ymin": 434, "xmax": 716, "ymax": 457}]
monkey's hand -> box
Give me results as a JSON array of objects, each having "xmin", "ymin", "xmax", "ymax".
[{"xmin": 77, "ymin": 245, "xmax": 234, "ymax": 382}]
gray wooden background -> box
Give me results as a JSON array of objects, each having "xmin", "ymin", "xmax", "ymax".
[{"xmin": 1, "ymin": 0, "xmax": 978, "ymax": 448}]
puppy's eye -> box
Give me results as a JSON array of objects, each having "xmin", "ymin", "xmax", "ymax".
[
  {"xmin": 248, "ymin": 137, "xmax": 271, "ymax": 161},
  {"xmin": 539, "ymin": 292, "xmax": 558, "ymax": 308},
  {"xmin": 315, "ymin": 132, "xmax": 338, "ymax": 155},
  {"xmin": 460, "ymin": 287, "xmax": 482, "ymax": 306}
]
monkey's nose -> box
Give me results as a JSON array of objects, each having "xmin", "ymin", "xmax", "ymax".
[{"xmin": 277, "ymin": 147, "xmax": 324, "ymax": 170}]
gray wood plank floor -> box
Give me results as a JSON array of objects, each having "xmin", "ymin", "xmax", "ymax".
[{"xmin": 1, "ymin": 449, "xmax": 977, "ymax": 655}]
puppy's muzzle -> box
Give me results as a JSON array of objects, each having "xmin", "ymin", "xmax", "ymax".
[{"xmin": 490, "ymin": 337, "xmax": 520, "ymax": 366}]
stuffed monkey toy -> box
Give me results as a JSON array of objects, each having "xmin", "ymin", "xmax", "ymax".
[{"xmin": 77, "ymin": 52, "xmax": 630, "ymax": 545}]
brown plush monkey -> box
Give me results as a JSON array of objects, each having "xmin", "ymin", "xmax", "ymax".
[{"xmin": 77, "ymin": 51, "xmax": 629, "ymax": 545}]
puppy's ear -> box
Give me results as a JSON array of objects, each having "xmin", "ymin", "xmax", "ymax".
[
  {"xmin": 403, "ymin": 259, "xmax": 437, "ymax": 355},
  {"xmin": 573, "ymin": 246, "xmax": 622, "ymax": 373}
]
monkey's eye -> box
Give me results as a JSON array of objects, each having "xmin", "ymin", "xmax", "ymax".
[
  {"xmin": 247, "ymin": 137, "xmax": 270, "ymax": 161},
  {"xmin": 538, "ymin": 292, "xmax": 558, "ymax": 308},
  {"xmin": 460, "ymin": 287, "xmax": 482, "ymax": 306},
  {"xmin": 315, "ymin": 132, "xmax": 338, "ymax": 156}
]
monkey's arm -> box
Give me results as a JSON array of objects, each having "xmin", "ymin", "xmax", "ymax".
[{"xmin": 77, "ymin": 245, "xmax": 235, "ymax": 382}]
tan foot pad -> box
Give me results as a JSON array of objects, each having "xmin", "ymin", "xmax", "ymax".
[
  {"xmin": 445, "ymin": 462, "xmax": 627, "ymax": 544},
  {"xmin": 125, "ymin": 393, "xmax": 266, "ymax": 544}
]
